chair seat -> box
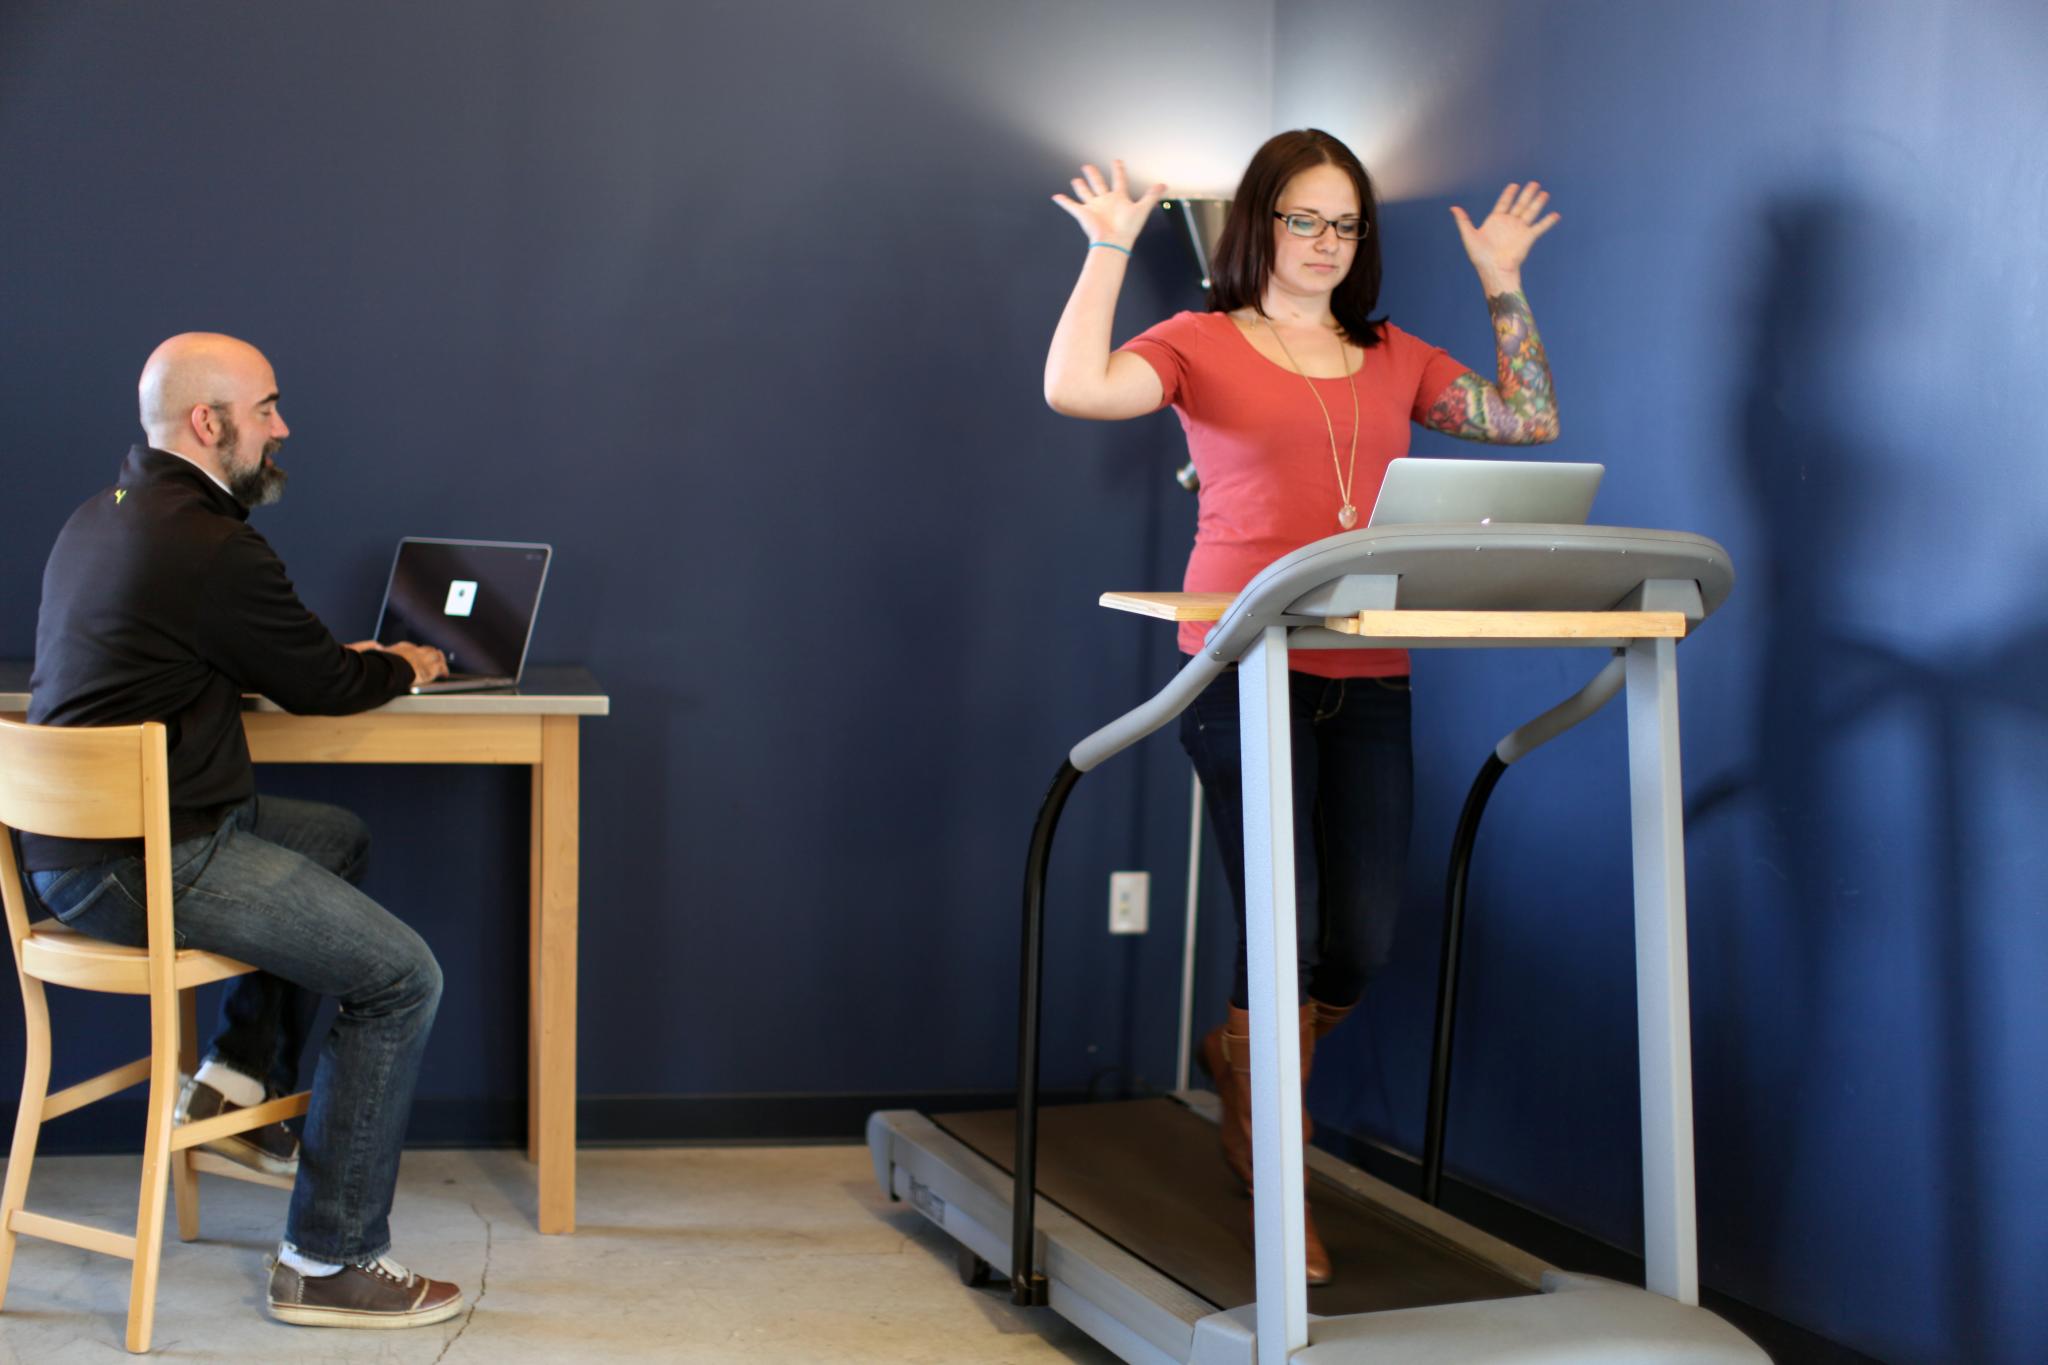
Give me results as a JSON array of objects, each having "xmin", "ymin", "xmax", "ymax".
[{"xmin": 20, "ymin": 924, "xmax": 257, "ymax": 995}]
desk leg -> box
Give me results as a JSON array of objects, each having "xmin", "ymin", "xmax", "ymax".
[
  {"xmin": 1625, "ymin": 636, "xmax": 1699, "ymax": 1303},
  {"xmin": 528, "ymin": 767, "xmax": 541, "ymax": 1166},
  {"xmin": 1238, "ymin": 627, "xmax": 1309, "ymax": 1365},
  {"xmin": 534, "ymin": 716, "xmax": 580, "ymax": 1234}
]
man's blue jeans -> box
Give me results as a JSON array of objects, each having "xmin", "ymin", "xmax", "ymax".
[
  {"xmin": 1179, "ymin": 668, "xmax": 1414, "ymax": 1011},
  {"xmin": 28, "ymin": 795, "xmax": 441, "ymax": 1264}
]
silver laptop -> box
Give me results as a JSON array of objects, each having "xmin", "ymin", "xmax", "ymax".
[
  {"xmin": 1368, "ymin": 457, "xmax": 1603, "ymax": 527},
  {"xmin": 373, "ymin": 538, "xmax": 552, "ymax": 694}
]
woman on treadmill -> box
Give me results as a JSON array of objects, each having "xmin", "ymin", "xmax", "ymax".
[{"xmin": 1042, "ymin": 128, "xmax": 1561, "ymax": 1284}]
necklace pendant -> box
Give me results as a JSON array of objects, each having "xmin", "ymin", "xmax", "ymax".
[{"xmin": 1338, "ymin": 503, "xmax": 1358, "ymax": 530}]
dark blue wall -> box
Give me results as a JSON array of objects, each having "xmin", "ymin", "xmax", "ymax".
[
  {"xmin": 1276, "ymin": 2, "xmax": 2048, "ymax": 1362},
  {"xmin": 0, "ymin": 0, "xmax": 1272, "ymax": 1133}
]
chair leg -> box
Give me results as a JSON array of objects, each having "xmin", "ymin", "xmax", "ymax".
[
  {"xmin": 171, "ymin": 990, "xmax": 200, "ymax": 1242},
  {"xmin": 0, "ymin": 976, "xmax": 55, "ymax": 1312},
  {"xmin": 125, "ymin": 1000, "xmax": 180, "ymax": 1353},
  {"xmin": 170, "ymin": 1151, "xmax": 199, "ymax": 1244}
]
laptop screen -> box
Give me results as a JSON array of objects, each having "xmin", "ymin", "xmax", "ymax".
[{"xmin": 374, "ymin": 538, "xmax": 551, "ymax": 679}]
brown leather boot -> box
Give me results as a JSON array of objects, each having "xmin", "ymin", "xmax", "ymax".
[
  {"xmin": 1307, "ymin": 996, "xmax": 1357, "ymax": 1043},
  {"xmin": 1197, "ymin": 1005, "xmax": 1254, "ymax": 1189},
  {"xmin": 1203, "ymin": 1004, "xmax": 1334, "ymax": 1285},
  {"xmin": 1297, "ymin": 1002, "xmax": 1332, "ymax": 1286}
]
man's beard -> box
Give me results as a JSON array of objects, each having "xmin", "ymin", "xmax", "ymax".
[{"xmin": 216, "ymin": 413, "xmax": 289, "ymax": 508}]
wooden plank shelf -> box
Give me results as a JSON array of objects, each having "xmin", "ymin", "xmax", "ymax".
[
  {"xmin": 1331, "ymin": 610, "xmax": 1686, "ymax": 640},
  {"xmin": 1097, "ymin": 591, "xmax": 1236, "ymax": 622},
  {"xmin": 1099, "ymin": 593, "xmax": 1688, "ymax": 641}
]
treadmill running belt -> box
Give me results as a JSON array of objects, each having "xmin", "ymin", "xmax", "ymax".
[{"xmin": 936, "ymin": 1098, "xmax": 1533, "ymax": 1317}]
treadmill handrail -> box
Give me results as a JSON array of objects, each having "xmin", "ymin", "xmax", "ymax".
[
  {"xmin": 1206, "ymin": 523, "xmax": 1730, "ymax": 663},
  {"xmin": 1068, "ymin": 524, "xmax": 1732, "ymax": 775}
]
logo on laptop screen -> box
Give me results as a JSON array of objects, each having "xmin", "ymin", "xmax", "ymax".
[{"xmin": 444, "ymin": 580, "xmax": 478, "ymax": 617}]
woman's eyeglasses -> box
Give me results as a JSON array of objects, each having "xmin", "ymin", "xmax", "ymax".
[{"xmin": 1273, "ymin": 211, "xmax": 1368, "ymax": 241}]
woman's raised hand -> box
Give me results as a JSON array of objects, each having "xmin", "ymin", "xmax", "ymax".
[
  {"xmin": 1044, "ymin": 157, "xmax": 1171, "ymax": 419},
  {"xmin": 1450, "ymin": 182, "xmax": 1560, "ymax": 287},
  {"xmin": 1052, "ymin": 159, "xmax": 1167, "ymax": 250}
]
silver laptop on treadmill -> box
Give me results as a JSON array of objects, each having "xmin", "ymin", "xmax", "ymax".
[
  {"xmin": 373, "ymin": 538, "xmax": 552, "ymax": 694},
  {"xmin": 1368, "ymin": 457, "xmax": 1604, "ymax": 526}
]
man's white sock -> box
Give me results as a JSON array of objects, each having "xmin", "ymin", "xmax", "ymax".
[
  {"xmin": 277, "ymin": 1242, "xmax": 344, "ymax": 1278},
  {"xmin": 193, "ymin": 1058, "xmax": 263, "ymax": 1108}
]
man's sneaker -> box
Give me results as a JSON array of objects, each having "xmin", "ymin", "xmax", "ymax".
[
  {"xmin": 174, "ymin": 1076, "xmax": 299, "ymax": 1177},
  {"xmin": 267, "ymin": 1256, "xmax": 465, "ymax": 1329}
]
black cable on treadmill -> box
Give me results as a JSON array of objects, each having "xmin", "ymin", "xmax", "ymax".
[
  {"xmin": 1011, "ymin": 758, "xmax": 1082, "ymax": 1307},
  {"xmin": 1423, "ymin": 751, "xmax": 1507, "ymax": 1207}
]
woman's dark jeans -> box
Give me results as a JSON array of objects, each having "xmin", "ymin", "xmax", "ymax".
[
  {"xmin": 28, "ymin": 794, "xmax": 441, "ymax": 1264},
  {"xmin": 1179, "ymin": 667, "xmax": 1413, "ymax": 1010}
]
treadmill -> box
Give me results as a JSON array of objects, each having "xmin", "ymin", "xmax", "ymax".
[{"xmin": 870, "ymin": 522, "xmax": 1767, "ymax": 1364}]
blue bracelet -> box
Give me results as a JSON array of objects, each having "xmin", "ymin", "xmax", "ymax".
[{"xmin": 1089, "ymin": 241, "xmax": 1132, "ymax": 257}]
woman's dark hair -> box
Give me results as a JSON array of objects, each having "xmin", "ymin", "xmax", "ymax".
[{"xmin": 1207, "ymin": 128, "xmax": 1385, "ymax": 347}]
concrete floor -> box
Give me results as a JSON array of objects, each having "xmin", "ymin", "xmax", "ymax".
[{"xmin": 0, "ymin": 1145, "xmax": 1118, "ymax": 1362}]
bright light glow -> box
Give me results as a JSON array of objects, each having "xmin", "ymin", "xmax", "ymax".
[
  {"xmin": 890, "ymin": 4, "xmax": 1492, "ymax": 207},
  {"xmin": 906, "ymin": 5, "xmax": 1275, "ymax": 199},
  {"xmin": 1273, "ymin": 14, "xmax": 1505, "ymax": 201}
]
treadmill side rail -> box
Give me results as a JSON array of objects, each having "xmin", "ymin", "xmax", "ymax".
[
  {"xmin": 869, "ymin": 1109, "xmax": 1215, "ymax": 1363},
  {"xmin": 1188, "ymin": 1305, "xmax": 1259, "ymax": 1365},
  {"xmin": 1292, "ymin": 1274, "xmax": 1765, "ymax": 1362}
]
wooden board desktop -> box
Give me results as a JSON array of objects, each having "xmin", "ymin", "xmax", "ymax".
[
  {"xmin": 0, "ymin": 663, "xmax": 607, "ymax": 1236},
  {"xmin": 1099, "ymin": 591, "xmax": 1688, "ymax": 641}
]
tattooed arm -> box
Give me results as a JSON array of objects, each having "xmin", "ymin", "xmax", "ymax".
[
  {"xmin": 1423, "ymin": 182, "xmax": 1563, "ymax": 444},
  {"xmin": 1422, "ymin": 290, "xmax": 1559, "ymax": 443}
]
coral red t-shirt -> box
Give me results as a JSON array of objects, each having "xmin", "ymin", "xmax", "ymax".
[{"xmin": 1122, "ymin": 311, "xmax": 1471, "ymax": 679}]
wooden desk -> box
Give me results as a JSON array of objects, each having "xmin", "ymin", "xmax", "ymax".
[
  {"xmin": 0, "ymin": 663, "xmax": 608, "ymax": 1235},
  {"xmin": 1099, "ymin": 590, "xmax": 1688, "ymax": 644}
]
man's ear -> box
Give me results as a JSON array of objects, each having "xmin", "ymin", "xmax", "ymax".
[{"xmin": 189, "ymin": 403, "xmax": 219, "ymax": 448}]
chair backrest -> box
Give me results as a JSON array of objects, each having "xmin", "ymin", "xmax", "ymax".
[{"xmin": 0, "ymin": 718, "xmax": 175, "ymax": 970}]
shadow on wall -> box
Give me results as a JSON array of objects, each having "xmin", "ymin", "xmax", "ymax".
[{"xmin": 1689, "ymin": 190, "xmax": 2048, "ymax": 1361}]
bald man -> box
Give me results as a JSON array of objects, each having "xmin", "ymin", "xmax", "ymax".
[{"xmin": 24, "ymin": 334, "xmax": 465, "ymax": 1328}]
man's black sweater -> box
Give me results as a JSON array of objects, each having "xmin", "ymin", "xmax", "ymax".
[{"xmin": 22, "ymin": 445, "xmax": 413, "ymax": 870}]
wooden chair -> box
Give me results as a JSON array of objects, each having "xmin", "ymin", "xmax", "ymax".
[{"xmin": 0, "ymin": 718, "xmax": 310, "ymax": 1352}]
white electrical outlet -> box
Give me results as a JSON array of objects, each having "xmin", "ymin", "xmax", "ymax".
[{"xmin": 1109, "ymin": 871, "xmax": 1149, "ymax": 935}]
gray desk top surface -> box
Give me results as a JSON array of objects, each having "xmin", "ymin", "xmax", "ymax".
[{"xmin": 0, "ymin": 663, "xmax": 609, "ymax": 718}]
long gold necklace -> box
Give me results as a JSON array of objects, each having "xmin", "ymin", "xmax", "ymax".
[{"xmin": 1259, "ymin": 313, "xmax": 1361, "ymax": 529}]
